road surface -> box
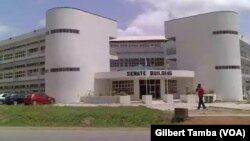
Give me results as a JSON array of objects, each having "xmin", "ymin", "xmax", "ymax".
[{"xmin": 0, "ymin": 128, "xmax": 150, "ymax": 141}]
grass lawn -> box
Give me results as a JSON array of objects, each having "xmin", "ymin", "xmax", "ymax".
[{"xmin": 0, "ymin": 105, "xmax": 172, "ymax": 127}]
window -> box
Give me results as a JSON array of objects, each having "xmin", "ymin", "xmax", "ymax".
[
  {"xmin": 50, "ymin": 29, "xmax": 80, "ymax": 34},
  {"xmin": 40, "ymin": 62, "xmax": 45, "ymax": 65},
  {"xmin": 15, "ymin": 51, "xmax": 26, "ymax": 58},
  {"xmin": 165, "ymin": 80, "xmax": 177, "ymax": 94},
  {"xmin": 14, "ymin": 85, "xmax": 26, "ymax": 89},
  {"xmin": 28, "ymin": 48, "xmax": 38, "ymax": 54},
  {"xmin": 50, "ymin": 67, "xmax": 80, "ymax": 72},
  {"xmin": 28, "ymin": 69, "xmax": 39, "ymax": 76},
  {"xmin": 15, "ymin": 64, "xmax": 26, "ymax": 69},
  {"xmin": 2, "ymin": 66, "xmax": 13, "ymax": 70},
  {"xmin": 110, "ymin": 58, "xmax": 165, "ymax": 68},
  {"xmin": 4, "ymin": 54, "xmax": 13, "ymax": 60},
  {"xmin": 40, "ymin": 68, "xmax": 45, "ymax": 75},
  {"xmin": 112, "ymin": 80, "xmax": 134, "ymax": 95},
  {"xmin": 110, "ymin": 60, "xmax": 119, "ymax": 67},
  {"xmin": 155, "ymin": 58, "xmax": 164, "ymax": 66},
  {"xmin": 213, "ymin": 30, "xmax": 238, "ymax": 35},
  {"xmin": 215, "ymin": 65, "xmax": 241, "ymax": 70},
  {"xmin": 30, "ymin": 84, "xmax": 39, "ymax": 88},
  {"xmin": 27, "ymin": 62, "xmax": 40, "ymax": 67},
  {"xmin": 15, "ymin": 71, "xmax": 26, "ymax": 78},
  {"xmin": 4, "ymin": 72, "xmax": 13, "ymax": 79},
  {"xmin": 41, "ymin": 46, "xmax": 45, "ymax": 52}
]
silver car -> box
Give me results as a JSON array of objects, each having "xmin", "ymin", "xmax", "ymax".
[{"xmin": 0, "ymin": 93, "xmax": 10, "ymax": 104}]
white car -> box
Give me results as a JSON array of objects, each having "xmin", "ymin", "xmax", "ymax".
[{"xmin": 0, "ymin": 93, "xmax": 10, "ymax": 104}]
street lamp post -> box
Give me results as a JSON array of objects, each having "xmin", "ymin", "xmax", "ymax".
[{"xmin": 163, "ymin": 41, "xmax": 169, "ymax": 95}]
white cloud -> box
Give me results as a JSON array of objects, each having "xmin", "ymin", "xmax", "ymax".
[
  {"xmin": 0, "ymin": 23, "xmax": 25, "ymax": 40},
  {"xmin": 120, "ymin": 0, "xmax": 250, "ymax": 35},
  {"xmin": 0, "ymin": 25, "xmax": 11, "ymax": 33},
  {"xmin": 38, "ymin": 19, "xmax": 46, "ymax": 27},
  {"xmin": 0, "ymin": 24, "xmax": 14, "ymax": 40}
]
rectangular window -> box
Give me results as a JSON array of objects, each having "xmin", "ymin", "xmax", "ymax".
[
  {"xmin": 28, "ymin": 69, "xmax": 39, "ymax": 76},
  {"xmin": 213, "ymin": 30, "xmax": 238, "ymax": 35},
  {"xmin": 15, "ymin": 51, "xmax": 26, "ymax": 58},
  {"xmin": 15, "ymin": 71, "xmax": 26, "ymax": 78},
  {"xmin": 4, "ymin": 72, "xmax": 13, "ymax": 79},
  {"xmin": 165, "ymin": 80, "xmax": 177, "ymax": 94},
  {"xmin": 4, "ymin": 54, "xmax": 13, "ymax": 60},
  {"xmin": 215, "ymin": 65, "xmax": 240, "ymax": 70},
  {"xmin": 28, "ymin": 48, "xmax": 39, "ymax": 54},
  {"xmin": 50, "ymin": 67, "xmax": 80, "ymax": 72},
  {"xmin": 112, "ymin": 80, "xmax": 134, "ymax": 95},
  {"xmin": 50, "ymin": 29, "xmax": 80, "ymax": 34},
  {"xmin": 41, "ymin": 46, "xmax": 45, "ymax": 51}
]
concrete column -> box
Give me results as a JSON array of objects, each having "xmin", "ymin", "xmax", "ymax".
[
  {"xmin": 242, "ymin": 84, "xmax": 245, "ymax": 95},
  {"xmin": 160, "ymin": 78, "xmax": 165, "ymax": 99},
  {"xmin": 94, "ymin": 79, "xmax": 111, "ymax": 96},
  {"xmin": 132, "ymin": 79, "xmax": 140, "ymax": 101}
]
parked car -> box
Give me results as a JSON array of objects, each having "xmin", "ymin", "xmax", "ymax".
[
  {"xmin": 24, "ymin": 93, "xmax": 55, "ymax": 105},
  {"xmin": 4, "ymin": 93, "xmax": 25, "ymax": 105},
  {"xmin": 0, "ymin": 93, "xmax": 11, "ymax": 104}
]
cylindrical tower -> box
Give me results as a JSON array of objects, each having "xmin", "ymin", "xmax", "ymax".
[
  {"xmin": 165, "ymin": 11, "xmax": 243, "ymax": 101},
  {"xmin": 212, "ymin": 12, "xmax": 242, "ymax": 101},
  {"xmin": 45, "ymin": 7, "xmax": 117, "ymax": 103}
]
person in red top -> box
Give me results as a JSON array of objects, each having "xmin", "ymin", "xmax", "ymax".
[{"xmin": 196, "ymin": 83, "xmax": 206, "ymax": 110}]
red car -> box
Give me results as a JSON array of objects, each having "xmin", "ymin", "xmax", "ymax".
[{"xmin": 24, "ymin": 93, "xmax": 55, "ymax": 105}]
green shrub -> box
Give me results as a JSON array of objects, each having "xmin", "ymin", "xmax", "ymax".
[
  {"xmin": 186, "ymin": 87, "xmax": 195, "ymax": 95},
  {"xmin": 118, "ymin": 91, "xmax": 128, "ymax": 96}
]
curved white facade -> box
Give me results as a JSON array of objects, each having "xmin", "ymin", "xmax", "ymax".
[
  {"xmin": 45, "ymin": 8, "xmax": 117, "ymax": 103},
  {"xmin": 165, "ymin": 11, "xmax": 242, "ymax": 101}
]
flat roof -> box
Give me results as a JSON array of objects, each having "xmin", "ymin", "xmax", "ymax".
[{"xmin": 110, "ymin": 36, "xmax": 167, "ymax": 42}]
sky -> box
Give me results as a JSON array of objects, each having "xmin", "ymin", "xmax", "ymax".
[{"xmin": 0, "ymin": 0, "xmax": 250, "ymax": 40}]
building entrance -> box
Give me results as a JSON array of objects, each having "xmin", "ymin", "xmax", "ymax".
[{"xmin": 139, "ymin": 79, "xmax": 160, "ymax": 99}]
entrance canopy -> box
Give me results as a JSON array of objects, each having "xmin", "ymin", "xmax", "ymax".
[
  {"xmin": 95, "ymin": 70, "xmax": 195, "ymax": 79},
  {"xmin": 94, "ymin": 70, "xmax": 195, "ymax": 101}
]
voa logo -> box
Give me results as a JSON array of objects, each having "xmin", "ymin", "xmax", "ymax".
[{"xmin": 220, "ymin": 129, "xmax": 244, "ymax": 137}]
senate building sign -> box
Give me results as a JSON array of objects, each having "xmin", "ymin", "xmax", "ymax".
[{"xmin": 127, "ymin": 70, "xmax": 173, "ymax": 77}]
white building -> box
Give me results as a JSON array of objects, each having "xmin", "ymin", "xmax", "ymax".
[
  {"xmin": 0, "ymin": 7, "xmax": 117, "ymax": 103},
  {"xmin": 0, "ymin": 8, "xmax": 249, "ymax": 103},
  {"xmin": 96, "ymin": 11, "xmax": 250, "ymax": 102},
  {"xmin": 95, "ymin": 36, "xmax": 195, "ymax": 101}
]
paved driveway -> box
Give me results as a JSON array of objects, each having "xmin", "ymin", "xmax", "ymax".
[{"xmin": 0, "ymin": 128, "xmax": 150, "ymax": 141}]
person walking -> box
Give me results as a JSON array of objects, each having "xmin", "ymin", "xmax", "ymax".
[{"xmin": 196, "ymin": 83, "xmax": 206, "ymax": 110}]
